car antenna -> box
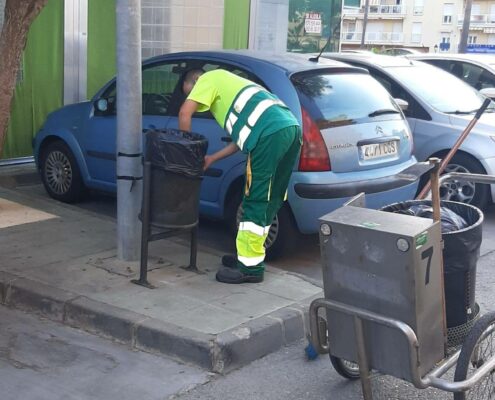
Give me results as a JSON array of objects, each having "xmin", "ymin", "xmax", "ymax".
[{"xmin": 309, "ymin": 35, "xmax": 332, "ymax": 62}]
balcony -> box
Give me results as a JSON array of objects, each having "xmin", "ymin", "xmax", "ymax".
[
  {"xmin": 341, "ymin": 31, "xmax": 405, "ymax": 44},
  {"xmin": 343, "ymin": 4, "xmax": 406, "ymax": 19},
  {"xmin": 458, "ymin": 14, "xmax": 495, "ymax": 31}
]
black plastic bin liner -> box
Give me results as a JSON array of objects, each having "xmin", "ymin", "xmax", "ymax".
[
  {"xmin": 146, "ymin": 129, "xmax": 208, "ymax": 178},
  {"xmin": 145, "ymin": 129, "xmax": 208, "ymax": 229},
  {"xmin": 390, "ymin": 204, "xmax": 468, "ymax": 233},
  {"xmin": 381, "ymin": 200, "xmax": 483, "ymax": 328}
]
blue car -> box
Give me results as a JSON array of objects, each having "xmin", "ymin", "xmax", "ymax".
[{"xmin": 34, "ymin": 51, "xmax": 419, "ymax": 259}]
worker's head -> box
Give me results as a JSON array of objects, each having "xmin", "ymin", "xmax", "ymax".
[{"xmin": 182, "ymin": 69, "xmax": 204, "ymax": 95}]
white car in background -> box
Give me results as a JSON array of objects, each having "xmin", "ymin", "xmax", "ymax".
[
  {"xmin": 407, "ymin": 53, "xmax": 495, "ymax": 100},
  {"xmin": 382, "ymin": 47, "xmax": 423, "ymax": 56},
  {"xmin": 323, "ymin": 53, "xmax": 495, "ymax": 209}
]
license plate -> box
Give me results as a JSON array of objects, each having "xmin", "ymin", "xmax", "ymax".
[{"xmin": 360, "ymin": 140, "xmax": 398, "ymax": 160}]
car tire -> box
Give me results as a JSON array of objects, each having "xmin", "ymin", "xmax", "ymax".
[
  {"xmin": 226, "ymin": 190, "xmax": 299, "ymax": 261},
  {"xmin": 40, "ymin": 141, "xmax": 85, "ymax": 203},
  {"xmin": 419, "ymin": 153, "xmax": 490, "ymax": 210}
]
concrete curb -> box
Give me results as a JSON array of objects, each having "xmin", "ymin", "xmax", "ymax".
[{"xmin": 0, "ymin": 271, "xmax": 316, "ymax": 373}]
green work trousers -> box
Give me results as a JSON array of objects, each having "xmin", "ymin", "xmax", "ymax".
[{"xmin": 236, "ymin": 125, "xmax": 302, "ymax": 275}]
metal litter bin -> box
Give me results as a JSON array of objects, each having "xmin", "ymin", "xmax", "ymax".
[
  {"xmin": 381, "ymin": 200, "xmax": 483, "ymax": 345},
  {"xmin": 133, "ymin": 129, "xmax": 208, "ymax": 288},
  {"xmin": 147, "ymin": 129, "xmax": 208, "ymax": 229}
]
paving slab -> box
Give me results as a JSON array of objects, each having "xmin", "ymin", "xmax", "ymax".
[{"xmin": 0, "ymin": 186, "xmax": 322, "ymax": 373}]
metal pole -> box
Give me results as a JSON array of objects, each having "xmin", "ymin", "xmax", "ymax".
[
  {"xmin": 131, "ymin": 161, "xmax": 154, "ymax": 288},
  {"xmin": 429, "ymin": 158, "xmax": 442, "ymax": 223},
  {"xmin": 116, "ymin": 0, "xmax": 142, "ymax": 261},
  {"xmin": 459, "ymin": 0, "xmax": 473, "ymax": 53},
  {"xmin": 416, "ymin": 98, "xmax": 491, "ymax": 200},
  {"xmin": 354, "ymin": 316, "xmax": 374, "ymax": 400},
  {"xmin": 360, "ymin": 0, "xmax": 370, "ymax": 49}
]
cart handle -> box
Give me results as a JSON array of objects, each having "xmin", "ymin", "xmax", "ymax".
[
  {"xmin": 439, "ymin": 172, "xmax": 495, "ymax": 186},
  {"xmin": 309, "ymin": 298, "xmax": 495, "ymax": 393},
  {"xmin": 309, "ymin": 298, "xmax": 428, "ymax": 389}
]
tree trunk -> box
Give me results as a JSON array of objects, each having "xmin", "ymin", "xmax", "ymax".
[
  {"xmin": 0, "ymin": 0, "xmax": 48, "ymax": 158},
  {"xmin": 459, "ymin": 0, "xmax": 473, "ymax": 53}
]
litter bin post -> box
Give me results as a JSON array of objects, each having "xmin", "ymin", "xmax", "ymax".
[
  {"xmin": 132, "ymin": 130, "xmax": 208, "ymax": 289},
  {"xmin": 131, "ymin": 161, "xmax": 155, "ymax": 289}
]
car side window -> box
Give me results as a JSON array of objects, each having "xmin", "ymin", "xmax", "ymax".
[
  {"xmin": 142, "ymin": 62, "xmax": 184, "ymax": 115},
  {"xmin": 167, "ymin": 61, "xmax": 264, "ymax": 118},
  {"xmin": 459, "ymin": 62, "xmax": 495, "ymax": 90},
  {"xmin": 447, "ymin": 61, "xmax": 465, "ymax": 80},
  {"xmin": 425, "ymin": 59, "xmax": 451, "ymax": 71},
  {"xmin": 367, "ymin": 68, "xmax": 432, "ymax": 121},
  {"xmin": 96, "ymin": 61, "xmax": 185, "ymax": 116}
]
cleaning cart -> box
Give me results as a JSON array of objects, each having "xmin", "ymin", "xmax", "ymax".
[{"xmin": 309, "ymin": 160, "xmax": 495, "ymax": 400}]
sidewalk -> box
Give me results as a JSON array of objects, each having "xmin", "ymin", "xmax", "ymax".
[{"xmin": 0, "ymin": 169, "xmax": 322, "ymax": 373}]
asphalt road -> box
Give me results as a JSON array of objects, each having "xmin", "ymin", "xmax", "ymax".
[{"xmin": 0, "ymin": 306, "xmax": 209, "ymax": 400}]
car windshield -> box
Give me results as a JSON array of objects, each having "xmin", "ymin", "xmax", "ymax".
[
  {"xmin": 292, "ymin": 72, "xmax": 401, "ymax": 127},
  {"xmin": 386, "ymin": 64, "xmax": 490, "ymax": 114}
]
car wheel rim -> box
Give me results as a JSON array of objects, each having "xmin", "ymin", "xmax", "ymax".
[
  {"xmin": 45, "ymin": 150, "xmax": 73, "ymax": 195},
  {"xmin": 440, "ymin": 163, "xmax": 475, "ymax": 204},
  {"xmin": 236, "ymin": 205, "xmax": 279, "ymax": 250}
]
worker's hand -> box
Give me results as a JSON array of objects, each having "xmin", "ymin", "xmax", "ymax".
[{"xmin": 204, "ymin": 155, "xmax": 214, "ymax": 171}]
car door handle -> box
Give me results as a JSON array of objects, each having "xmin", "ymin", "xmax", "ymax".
[
  {"xmin": 147, "ymin": 124, "xmax": 156, "ymax": 129},
  {"xmin": 221, "ymin": 136, "xmax": 232, "ymax": 142}
]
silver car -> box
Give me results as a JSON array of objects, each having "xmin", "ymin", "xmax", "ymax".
[
  {"xmin": 407, "ymin": 53, "xmax": 495, "ymax": 100},
  {"xmin": 323, "ymin": 53, "xmax": 495, "ymax": 209}
]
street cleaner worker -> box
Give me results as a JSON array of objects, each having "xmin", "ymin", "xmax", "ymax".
[{"xmin": 179, "ymin": 69, "xmax": 301, "ymax": 284}]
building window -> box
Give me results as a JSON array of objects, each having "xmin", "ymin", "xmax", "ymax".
[
  {"xmin": 443, "ymin": 3, "xmax": 453, "ymax": 24},
  {"xmin": 411, "ymin": 22, "xmax": 422, "ymax": 43},
  {"xmin": 440, "ymin": 35, "xmax": 451, "ymax": 51},
  {"xmin": 468, "ymin": 35, "xmax": 478, "ymax": 44},
  {"xmin": 413, "ymin": 0, "xmax": 424, "ymax": 15}
]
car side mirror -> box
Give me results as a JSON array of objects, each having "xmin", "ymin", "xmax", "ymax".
[
  {"xmin": 394, "ymin": 98, "xmax": 409, "ymax": 111},
  {"xmin": 95, "ymin": 98, "xmax": 109, "ymax": 113},
  {"xmin": 480, "ymin": 88, "xmax": 495, "ymax": 101}
]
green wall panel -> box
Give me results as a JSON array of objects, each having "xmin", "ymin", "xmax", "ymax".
[
  {"xmin": 87, "ymin": 0, "xmax": 116, "ymax": 99},
  {"xmin": 3, "ymin": 0, "xmax": 64, "ymax": 159},
  {"xmin": 223, "ymin": 0, "xmax": 250, "ymax": 49}
]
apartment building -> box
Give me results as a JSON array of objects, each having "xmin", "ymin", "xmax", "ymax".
[{"xmin": 342, "ymin": 0, "xmax": 495, "ymax": 53}]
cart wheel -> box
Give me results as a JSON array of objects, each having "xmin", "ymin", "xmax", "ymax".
[
  {"xmin": 329, "ymin": 355, "xmax": 361, "ymax": 380},
  {"xmin": 453, "ymin": 311, "xmax": 495, "ymax": 400}
]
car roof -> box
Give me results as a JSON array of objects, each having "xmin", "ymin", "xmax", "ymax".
[
  {"xmin": 384, "ymin": 47, "xmax": 422, "ymax": 54},
  {"xmin": 321, "ymin": 52, "xmax": 417, "ymax": 68},
  {"xmin": 408, "ymin": 53, "xmax": 495, "ymax": 65},
  {"xmin": 143, "ymin": 50, "xmax": 362, "ymax": 74}
]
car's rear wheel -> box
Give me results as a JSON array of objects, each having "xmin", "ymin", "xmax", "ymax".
[
  {"xmin": 418, "ymin": 153, "xmax": 490, "ymax": 210},
  {"xmin": 40, "ymin": 141, "xmax": 85, "ymax": 203},
  {"xmin": 439, "ymin": 153, "xmax": 489, "ymax": 210}
]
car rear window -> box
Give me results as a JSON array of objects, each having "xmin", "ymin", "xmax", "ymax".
[{"xmin": 291, "ymin": 71, "xmax": 402, "ymax": 128}]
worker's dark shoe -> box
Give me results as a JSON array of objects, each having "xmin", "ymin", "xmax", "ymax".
[
  {"xmin": 221, "ymin": 254, "xmax": 238, "ymax": 268},
  {"xmin": 215, "ymin": 266, "xmax": 264, "ymax": 284}
]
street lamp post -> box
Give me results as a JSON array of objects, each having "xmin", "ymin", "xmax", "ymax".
[
  {"xmin": 459, "ymin": 0, "xmax": 473, "ymax": 53},
  {"xmin": 116, "ymin": 0, "xmax": 143, "ymax": 261}
]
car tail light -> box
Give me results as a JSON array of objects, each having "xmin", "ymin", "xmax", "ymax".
[{"xmin": 298, "ymin": 108, "xmax": 331, "ymax": 172}]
